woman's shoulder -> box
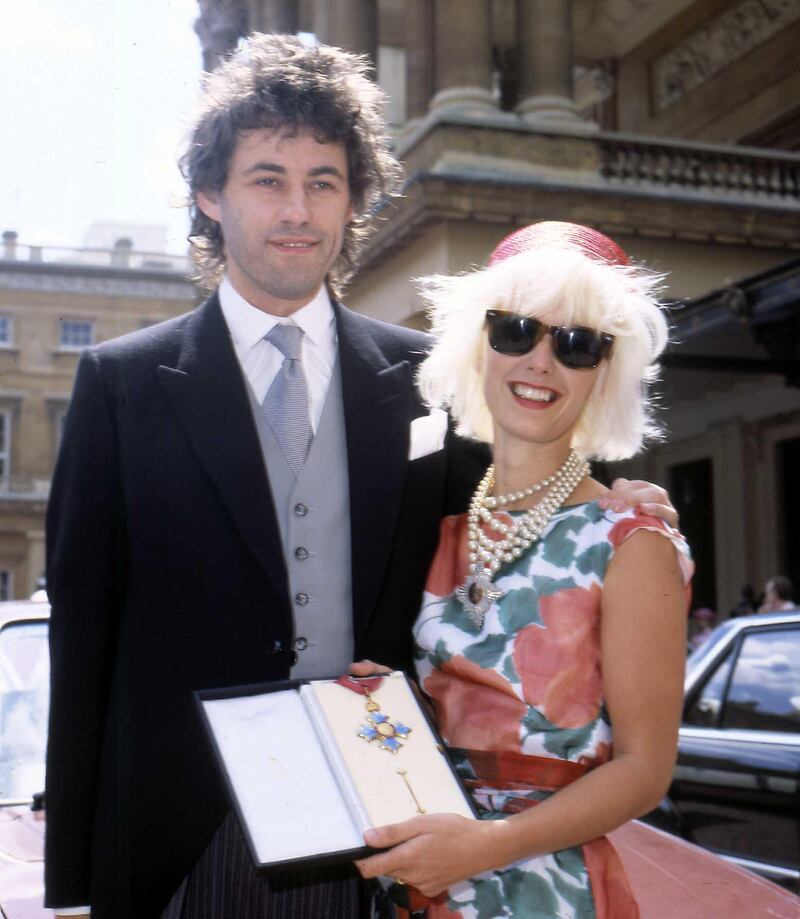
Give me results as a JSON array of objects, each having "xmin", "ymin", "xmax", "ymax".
[
  {"xmin": 604, "ymin": 506, "xmax": 681, "ymax": 543},
  {"xmin": 603, "ymin": 508, "xmax": 694, "ymax": 585},
  {"xmin": 550, "ymin": 501, "xmax": 674, "ymax": 549}
]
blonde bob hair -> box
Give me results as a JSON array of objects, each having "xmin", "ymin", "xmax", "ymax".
[{"xmin": 416, "ymin": 241, "xmax": 670, "ymax": 462}]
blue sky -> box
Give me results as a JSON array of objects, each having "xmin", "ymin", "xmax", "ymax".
[{"xmin": 1, "ymin": 0, "xmax": 204, "ymax": 254}]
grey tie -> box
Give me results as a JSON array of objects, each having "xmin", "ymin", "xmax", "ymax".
[{"xmin": 262, "ymin": 324, "xmax": 312, "ymax": 477}]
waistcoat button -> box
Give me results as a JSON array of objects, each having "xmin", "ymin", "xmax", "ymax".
[
  {"xmin": 294, "ymin": 636, "xmax": 309, "ymax": 651},
  {"xmin": 295, "ymin": 592, "xmax": 309, "ymax": 606},
  {"xmin": 294, "ymin": 503, "xmax": 308, "ymax": 516},
  {"xmin": 294, "ymin": 546, "xmax": 309, "ymax": 560}
]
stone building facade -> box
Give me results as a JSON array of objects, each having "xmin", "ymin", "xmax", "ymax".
[
  {"xmin": 193, "ymin": 0, "xmax": 800, "ymax": 616},
  {"xmin": 0, "ymin": 236, "xmax": 196, "ymax": 597}
]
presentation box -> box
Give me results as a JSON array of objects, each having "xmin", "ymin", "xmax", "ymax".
[{"xmin": 196, "ymin": 671, "xmax": 476, "ymax": 870}]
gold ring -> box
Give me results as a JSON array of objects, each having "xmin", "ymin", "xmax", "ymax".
[{"xmin": 392, "ymin": 877, "xmax": 406, "ymax": 886}]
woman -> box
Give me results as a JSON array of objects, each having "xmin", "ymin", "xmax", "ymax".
[{"xmin": 354, "ymin": 222, "xmax": 692, "ymax": 918}]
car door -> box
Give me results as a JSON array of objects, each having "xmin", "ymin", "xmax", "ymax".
[{"xmin": 673, "ymin": 623, "xmax": 800, "ymax": 887}]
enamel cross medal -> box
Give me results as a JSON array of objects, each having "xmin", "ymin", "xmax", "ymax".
[{"xmin": 335, "ymin": 674, "xmax": 412, "ymax": 753}]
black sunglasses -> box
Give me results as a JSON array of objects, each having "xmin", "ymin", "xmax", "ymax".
[{"xmin": 485, "ymin": 309, "xmax": 615, "ymax": 370}]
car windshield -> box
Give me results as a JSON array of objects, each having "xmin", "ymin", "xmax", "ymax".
[{"xmin": 0, "ymin": 620, "xmax": 49, "ymax": 803}]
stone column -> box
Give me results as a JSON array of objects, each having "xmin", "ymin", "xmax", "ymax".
[
  {"xmin": 194, "ymin": 0, "xmax": 248, "ymax": 71},
  {"xmin": 516, "ymin": 0, "xmax": 582, "ymax": 124},
  {"xmin": 251, "ymin": 0, "xmax": 299, "ymax": 34},
  {"xmin": 404, "ymin": 0, "xmax": 435, "ymax": 122},
  {"xmin": 2, "ymin": 231, "xmax": 18, "ymax": 261},
  {"xmin": 112, "ymin": 238, "xmax": 134, "ymax": 269},
  {"xmin": 430, "ymin": 0, "xmax": 496, "ymax": 113},
  {"xmin": 312, "ymin": 0, "xmax": 376, "ymax": 62}
]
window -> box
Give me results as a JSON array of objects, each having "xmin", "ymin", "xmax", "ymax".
[
  {"xmin": 0, "ymin": 570, "xmax": 12, "ymax": 601},
  {"xmin": 0, "ymin": 411, "xmax": 10, "ymax": 487},
  {"xmin": 669, "ymin": 458, "xmax": 716, "ymax": 611},
  {"xmin": 778, "ymin": 437, "xmax": 800, "ymax": 600},
  {"xmin": 0, "ymin": 315, "xmax": 13, "ymax": 346},
  {"xmin": 724, "ymin": 628, "xmax": 800, "ymax": 733},
  {"xmin": 685, "ymin": 627, "xmax": 800, "ymax": 732},
  {"xmin": 46, "ymin": 399, "xmax": 69, "ymax": 459},
  {"xmin": 684, "ymin": 646, "xmax": 734, "ymax": 727},
  {"xmin": 59, "ymin": 319, "xmax": 95, "ymax": 350},
  {"xmin": 54, "ymin": 407, "xmax": 68, "ymax": 455}
]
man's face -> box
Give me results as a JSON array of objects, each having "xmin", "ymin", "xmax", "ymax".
[{"xmin": 197, "ymin": 128, "xmax": 353, "ymax": 316}]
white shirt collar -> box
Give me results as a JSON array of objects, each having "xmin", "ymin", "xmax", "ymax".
[{"xmin": 219, "ymin": 275, "xmax": 335, "ymax": 353}]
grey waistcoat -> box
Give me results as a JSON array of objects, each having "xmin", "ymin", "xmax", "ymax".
[{"xmin": 247, "ymin": 359, "xmax": 353, "ymax": 678}]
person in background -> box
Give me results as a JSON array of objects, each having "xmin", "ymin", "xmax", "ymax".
[
  {"xmin": 688, "ymin": 607, "xmax": 715, "ymax": 652},
  {"xmin": 355, "ymin": 222, "xmax": 692, "ymax": 918},
  {"xmin": 759, "ymin": 575, "xmax": 796, "ymax": 613},
  {"xmin": 29, "ymin": 575, "xmax": 47, "ymax": 603},
  {"xmin": 729, "ymin": 583, "xmax": 756, "ymax": 618}
]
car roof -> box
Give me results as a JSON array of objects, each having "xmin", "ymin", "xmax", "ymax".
[
  {"xmin": 685, "ymin": 609, "xmax": 800, "ymax": 685},
  {"xmin": 734, "ymin": 608, "xmax": 800, "ymax": 626},
  {"xmin": 0, "ymin": 600, "xmax": 50, "ymax": 631},
  {"xmin": 709, "ymin": 609, "xmax": 800, "ymax": 636}
]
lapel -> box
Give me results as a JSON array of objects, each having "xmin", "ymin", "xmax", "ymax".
[
  {"xmin": 336, "ymin": 303, "xmax": 414, "ymax": 645},
  {"xmin": 156, "ymin": 293, "xmax": 289, "ymax": 605}
]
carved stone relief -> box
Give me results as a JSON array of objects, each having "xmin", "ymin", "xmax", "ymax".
[{"xmin": 653, "ymin": 0, "xmax": 800, "ymax": 112}]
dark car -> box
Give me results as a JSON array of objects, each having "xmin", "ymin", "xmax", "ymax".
[{"xmin": 645, "ymin": 609, "xmax": 800, "ymax": 891}]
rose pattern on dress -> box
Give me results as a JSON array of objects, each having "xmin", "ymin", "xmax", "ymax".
[
  {"xmin": 513, "ymin": 583, "xmax": 603, "ymax": 729},
  {"xmin": 424, "ymin": 655, "xmax": 527, "ymax": 752}
]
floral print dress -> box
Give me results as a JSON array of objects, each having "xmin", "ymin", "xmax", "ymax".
[{"xmin": 387, "ymin": 502, "xmax": 692, "ymax": 919}]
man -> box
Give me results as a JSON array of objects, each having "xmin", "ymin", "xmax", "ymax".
[
  {"xmin": 45, "ymin": 33, "xmax": 675, "ymax": 919},
  {"xmin": 759, "ymin": 575, "xmax": 796, "ymax": 612}
]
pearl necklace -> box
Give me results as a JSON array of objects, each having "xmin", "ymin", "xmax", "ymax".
[{"xmin": 456, "ymin": 450, "xmax": 589, "ymax": 628}]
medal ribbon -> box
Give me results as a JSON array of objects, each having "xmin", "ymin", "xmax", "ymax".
[{"xmin": 335, "ymin": 674, "xmax": 384, "ymax": 695}]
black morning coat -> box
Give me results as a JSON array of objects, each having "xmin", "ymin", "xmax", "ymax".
[{"xmin": 43, "ymin": 292, "xmax": 488, "ymax": 918}]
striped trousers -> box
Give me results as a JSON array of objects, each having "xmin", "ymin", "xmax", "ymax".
[{"xmin": 162, "ymin": 813, "xmax": 373, "ymax": 919}]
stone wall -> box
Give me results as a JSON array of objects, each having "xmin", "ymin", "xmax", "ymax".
[{"xmin": 0, "ymin": 259, "xmax": 197, "ymax": 596}]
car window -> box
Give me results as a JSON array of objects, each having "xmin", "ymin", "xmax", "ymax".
[
  {"xmin": 0, "ymin": 620, "xmax": 49, "ymax": 801},
  {"xmin": 684, "ymin": 645, "xmax": 735, "ymax": 727},
  {"xmin": 723, "ymin": 627, "xmax": 800, "ymax": 733}
]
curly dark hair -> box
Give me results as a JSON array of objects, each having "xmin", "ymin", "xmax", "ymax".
[{"xmin": 180, "ymin": 33, "xmax": 402, "ymax": 294}]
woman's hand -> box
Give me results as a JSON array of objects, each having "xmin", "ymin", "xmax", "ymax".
[
  {"xmin": 357, "ymin": 814, "xmax": 505, "ymax": 897},
  {"xmin": 598, "ymin": 477, "xmax": 678, "ymax": 527},
  {"xmin": 348, "ymin": 659, "xmax": 393, "ymax": 677}
]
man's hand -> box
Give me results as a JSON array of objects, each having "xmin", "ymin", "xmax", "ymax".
[
  {"xmin": 349, "ymin": 659, "xmax": 393, "ymax": 677},
  {"xmin": 598, "ymin": 478, "xmax": 678, "ymax": 528}
]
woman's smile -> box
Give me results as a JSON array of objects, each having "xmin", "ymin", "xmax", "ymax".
[{"xmin": 509, "ymin": 381, "xmax": 560, "ymax": 406}]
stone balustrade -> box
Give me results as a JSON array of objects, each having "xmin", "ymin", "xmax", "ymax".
[
  {"xmin": 0, "ymin": 241, "xmax": 192, "ymax": 274},
  {"xmin": 0, "ymin": 476, "xmax": 51, "ymax": 500},
  {"xmin": 599, "ymin": 135, "xmax": 800, "ymax": 202}
]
